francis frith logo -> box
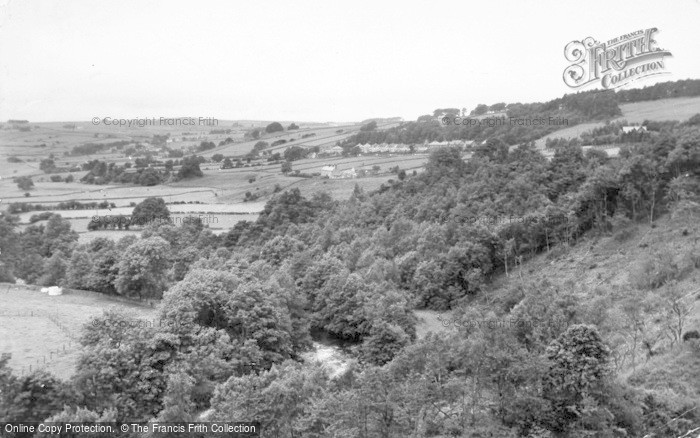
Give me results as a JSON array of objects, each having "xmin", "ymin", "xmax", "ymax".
[{"xmin": 563, "ymin": 28, "xmax": 672, "ymax": 90}]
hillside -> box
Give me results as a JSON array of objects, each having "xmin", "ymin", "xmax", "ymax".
[
  {"xmin": 534, "ymin": 95, "xmax": 700, "ymax": 150},
  {"xmin": 2, "ymin": 81, "xmax": 700, "ymax": 437}
]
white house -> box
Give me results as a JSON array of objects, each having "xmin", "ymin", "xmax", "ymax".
[
  {"xmin": 622, "ymin": 125, "xmax": 647, "ymax": 134},
  {"xmin": 330, "ymin": 145, "xmax": 344, "ymax": 155},
  {"xmin": 338, "ymin": 167, "xmax": 357, "ymax": 179},
  {"xmin": 321, "ymin": 165, "xmax": 337, "ymax": 177}
]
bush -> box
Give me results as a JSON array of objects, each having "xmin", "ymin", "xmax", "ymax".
[
  {"xmin": 271, "ymin": 139, "xmax": 287, "ymax": 147},
  {"xmin": 683, "ymin": 330, "xmax": 700, "ymax": 342},
  {"xmin": 50, "ymin": 175, "xmax": 63, "ymax": 182},
  {"xmin": 612, "ymin": 214, "xmax": 637, "ymax": 241},
  {"xmin": 687, "ymin": 246, "xmax": 700, "ymax": 269},
  {"xmin": 631, "ymin": 250, "xmax": 683, "ymax": 290}
]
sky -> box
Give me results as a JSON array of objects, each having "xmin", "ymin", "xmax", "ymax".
[{"xmin": 0, "ymin": 0, "xmax": 699, "ymax": 123}]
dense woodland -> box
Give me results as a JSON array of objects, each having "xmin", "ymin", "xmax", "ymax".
[{"xmin": 1, "ymin": 94, "xmax": 700, "ymax": 436}]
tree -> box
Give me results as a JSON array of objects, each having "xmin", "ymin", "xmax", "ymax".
[
  {"xmin": 177, "ymin": 156, "xmax": 204, "ymax": 180},
  {"xmin": 283, "ymin": 145, "xmax": 309, "ymax": 162},
  {"xmin": 64, "ymin": 250, "xmax": 93, "ymax": 290},
  {"xmin": 16, "ymin": 176, "xmax": 34, "ymax": 191},
  {"xmin": 361, "ymin": 321, "xmax": 411, "ymax": 365},
  {"xmin": 1, "ymin": 365, "xmax": 72, "ymax": 422},
  {"xmin": 209, "ymin": 361, "xmax": 327, "ymax": 437},
  {"xmin": 287, "ymin": 123, "xmax": 299, "ymax": 130},
  {"xmin": 221, "ymin": 157, "xmax": 233, "ymax": 169},
  {"xmin": 74, "ymin": 310, "xmax": 172, "ymax": 421},
  {"xmin": 38, "ymin": 250, "xmax": 67, "ymax": 286},
  {"xmin": 40, "ymin": 158, "xmax": 56, "ymax": 173},
  {"xmin": 40, "ymin": 406, "xmax": 117, "ymax": 437},
  {"xmin": 432, "ymin": 108, "xmax": 460, "ymax": 117},
  {"xmin": 0, "ymin": 215, "xmax": 20, "ymax": 281},
  {"xmin": 658, "ymin": 282, "xmax": 693, "ymax": 345},
  {"xmin": 424, "ymin": 147, "xmax": 465, "ymax": 180},
  {"xmin": 281, "ymin": 161, "xmax": 293, "ymax": 174},
  {"xmin": 543, "ymin": 324, "xmax": 612, "ymax": 433},
  {"xmin": 265, "ymin": 122, "xmax": 284, "ymax": 133},
  {"xmin": 43, "ymin": 214, "xmax": 79, "ymax": 257},
  {"xmin": 137, "ymin": 167, "xmax": 161, "ymax": 186},
  {"xmin": 114, "ymin": 236, "xmax": 170, "ymax": 299},
  {"xmin": 472, "ymin": 104, "xmax": 489, "ymax": 115},
  {"xmin": 154, "ymin": 371, "xmax": 197, "ymax": 422},
  {"xmin": 131, "ymin": 197, "xmax": 170, "ymax": 227},
  {"xmin": 159, "ymin": 269, "xmax": 300, "ymax": 370},
  {"xmin": 251, "ymin": 141, "xmax": 269, "ymax": 157},
  {"xmin": 211, "ymin": 154, "xmax": 224, "ymax": 162}
]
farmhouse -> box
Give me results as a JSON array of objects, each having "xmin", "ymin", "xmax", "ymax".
[
  {"xmin": 336, "ymin": 167, "xmax": 357, "ymax": 179},
  {"xmin": 329, "ymin": 146, "xmax": 344, "ymax": 155},
  {"xmin": 321, "ymin": 165, "xmax": 337, "ymax": 177}
]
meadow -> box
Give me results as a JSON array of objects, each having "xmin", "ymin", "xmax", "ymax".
[
  {"xmin": 533, "ymin": 95, "xmax": 700, "ymax": 150},
  {"xmin": 0, "ymin": 284, "xmax": 156, "ymax": 380}
]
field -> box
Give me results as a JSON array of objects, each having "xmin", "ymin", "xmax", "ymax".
[
  {"xmin": 0, "ymin": 284, "xmax": 156, "ymax": 380},
  {"xmin": 4, "ymin": 96, "xmax": 700, "ymax": 242},
  {"xmin": 0, "ymin": 281, "xmax": 451, "ymax": 382},
  {"xmin": 619, "ymin": 96, "xmax": 700, "ymax": 123},
  {"xmin": 0, "ymin": 118, "xmax": 421, "ymax": 242},
  {"xmin": 533, "ymin": 95, "xmax": 700, "ymax": 152}
]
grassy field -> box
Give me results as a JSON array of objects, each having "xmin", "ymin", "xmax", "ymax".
[
  {"xmin": 533, "ymin": 122, "xmax": 605, "ymax": 150},
  {"xmin": 533, "ymin": 96, "xmax": 700, "ymax": 150},
  {"xmin": 619, "ymin": 96, "xmax": 700, "ymax": 124},
  {"xmin": 0, "ymin": 284, "xmax": 156, "ymax": 380}
]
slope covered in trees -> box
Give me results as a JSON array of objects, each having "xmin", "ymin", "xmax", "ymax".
[{"xmin": 1, "ymin": 94, "xmax": 700, "ymax": 436}]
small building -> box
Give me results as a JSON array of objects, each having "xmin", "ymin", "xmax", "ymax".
[
  {"xmin": 330, "ymin": 145, "xmax": 344, "ymax": 155},
  {"xmin": 339, "ymin": 167, "xmax": 357, "ymax": 179},
  {"xmin": 321, "ymin": 165, "xmax": 337, "ymax": 177},
  {"xmin": 622, "ymin": 125, "xmax": 647, "ymax": 134}
]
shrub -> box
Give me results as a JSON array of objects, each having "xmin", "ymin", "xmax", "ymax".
[
  {"xmin": 683, "ymin": 330, "xmax": 700, "ymax": 342},
  {"xmin": 631, "ymin": 250, "xmax": 682, "ymax": 290},
  {"xmin": 612, "ymin": 215, "xmax": 637, "ymax": 241},
  {"xmin": 687, "ymin": 246, "xmax": 700, "ymax": 269}
]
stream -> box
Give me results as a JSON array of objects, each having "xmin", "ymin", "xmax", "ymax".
[{"xmin": 301, "ymin": 330, "xmax": 355, "ymax": 378}]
